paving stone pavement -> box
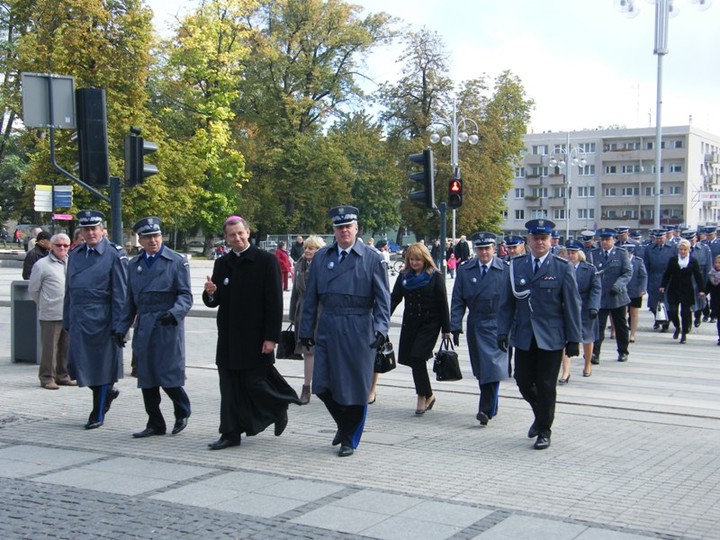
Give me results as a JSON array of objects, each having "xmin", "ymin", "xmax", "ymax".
[{"xmin": 0, "ymin": 260, "xmax": 719, "ymax": 539}]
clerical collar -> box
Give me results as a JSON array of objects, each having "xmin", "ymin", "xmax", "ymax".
[{"xmin": 232, "ymin": 245, "xmax": 250, "ymax": 256}]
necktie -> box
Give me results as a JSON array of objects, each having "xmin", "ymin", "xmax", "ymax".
[
  {"xmin": 534, "ymin": 258, "xmax": 540, "ymax": 273},
  {"xmin": 481, "ymin": 265, "xmax": 487, "ymax": 278},
  {"xmin": 86, "ymin": 247, "xmax": 94, "ymax": 259},
  {"xmin": 604, "ymin": 250, "xmax": 609, "ymax": 260},
  {"xmin": 339, "ymin": 250, "xmax": 347, "ymax": 263}
]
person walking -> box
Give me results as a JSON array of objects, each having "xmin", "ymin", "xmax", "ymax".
[
  {"xmin": 202, "ymin": 216, "xmax": 300, "ymax": 451},
  {"xmin": 299, "ymin": 206, "xmax": 390, "ymax": 457},
  {"xmin": 644, "ymin": 229, "xmax": 677, "ymax": 331},
  {"xmin": 497, "ymin": 220, "xmax": 582, "ymax": 450},
  {"xmin": 117, "ymin": 217, "xmax": 193, "ymax": 438},
  {"xmin": 22, "ymin": 231, "xmax": 51, "ymax": 279},
  {"xmin": 660, "ymin": 239, "xmax": 706, "ymax": 344},
  {"xmin": 450, "ymin": 232, "xmax": 508, "ymax": 426},
  {"xmin": 276, "ymin": 240, "xmax": 292, "ymax": 291},
  {"xmin": 624, "ymin": 242, "xmax": 648, "ymax": 344},
  {"xmin": 454, "ymin": 235, "xmax": 471, "ymax": 263},
  {"xmin": 391, "ymin": 242, "xmax": 450, "ymax": 416},
  {"xmin": 28, "ymin": 233, "xmax": 75, "ymax": 390},
  {"xmin": 705, "ymin": 255, "xmax": 720, "ymax": 345},
  {"xmin": 64, "ymin": 210, "xmax": 127, "ymax": 429},
  {"xmin": 289, "ymin": 235, "xmax": 326, "ymax": 404}
]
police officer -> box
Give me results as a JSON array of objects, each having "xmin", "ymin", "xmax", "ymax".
[
  {"xmin": 503, "ymin": 235, "xmax": 525, "ymax": 262},
  {"xmin": 117, "ymin": 217, "xmax": 193, "ymax": 438},
  {"xmin": 623, "ymin": 242, "xmax": 648, "ymax": 344},
  {"xmin": 683, "ymin": 229, "xmax": 712, "ymax": 328},
  {"xmin": 497, "ymin": 219, "xmax": 582, "ymax": 450},
  {"xmin": 591, "ymin": 228, "xmax": 632, "ymax": 363},
  {"xmin": 450, "ymin": 232, "xmax": 508, "ymax": 426},
  {"xmin": 580, "ymin": 230, "xmax": 596, "ymax": 264},
  {"xmin": 549, "ymin": 230, "xmax": 563, "ymax": 254},
  {"xmin": 644, "ymin": 228, "xmax": 677, "ymax": 331},
  {"xmin": 64, "ymin": 210, "xmax": 128, "ymax": 429},
  {"xmin": 299, "ymin": 206, "xmax": 391, "ymax": 457}
]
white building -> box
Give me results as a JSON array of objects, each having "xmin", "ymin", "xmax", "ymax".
[{"xmin": 501, "ymin": 126, "xmax": 720, "ymax": 239}]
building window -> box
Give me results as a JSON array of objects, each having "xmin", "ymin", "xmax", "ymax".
[
  {"xmin": 673, "ymin": 140, "xmax": 683, "ymax": 149},
  {"xmin": 501, "ymin": 210, "xmax": 508, "ymax": 219},
  {"xmin": 553, "ymin": 209, "xmax": 566, "ymax": 220},
  {"xmin": 669, "ymin": 163, "xmax": 683, "ymax": 173},
  {"xmin": 530, "ymin": 165, "xmax": 549, "ymax": 177},
  {"xmin": 532, "ymin": 145, "xmax": 548, "ymax": 155},
  {"xmin": 577, "ymin": 208, "xmax": 595, "ymax": 219},
  {"xmin": 621, "ymin": 164, "xmax": 642, "ymax": 174},
  {"xmin": 641, "ymin": 208, "xmax": 654, "ymax": 219},
  {"xmin": 577, "ymin": 164, "xmax": 595, "ymax": 176},
  {"xmin": 531, "ymin": 209, "xmax": 547, "ymax": 219},
  {"xmin": 605, "ymin": 165, "xmax": 617, "ymax": 174},
  {"xmin": 578, "ymin": 186, "xmax": 595, "ymax": 198},
  {"xmin": 605, "ymin": 187, "xmax": 617, "ymax": 196},
  {"xmin": 515, "ymin": 167, "xmax": 526, "ymax": 178},
  {"xmin": 621, "ymin": 187, "xmax": 639, "ymax": 196},
  {"xmin": 515, "ymin": 188, "xmax": 525, "ymax": 199},
  {"xmin": 578, "ymin": 142, "xmax": 596, "ymax": 153},
  {"xmin": 531, "ymin": 187, "xmax": 548, "ymax": 198},
  {"xmin": 553, "ymin": 187, "xmax": 566, "ymax": 198},
  {"xmin": 515, "ymin": 209, "xmax": 525, "ymax": 220},
  {"xmin": 669, "ymin": 185, "xmax": 682, "ymax": 195}
]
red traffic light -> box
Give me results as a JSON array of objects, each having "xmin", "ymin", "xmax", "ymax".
[
  {"xmin": 449, "ymin": 179, "xmax": 461, "ymax": 193},
  {"xmin": 448, "ymin": 178, "xmax": 463, "ymax": 209}
]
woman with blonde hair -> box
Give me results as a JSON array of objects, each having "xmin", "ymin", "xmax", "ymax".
[
  {"xmin": 390, "ymin": 242, "xmax": 451, "ymax": 414},
  {"xmin": 289, "ymin": 235, "xmax": 326, "ymax": 403}
]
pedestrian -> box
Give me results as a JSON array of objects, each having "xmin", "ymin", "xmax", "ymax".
[
  {"xmin": 28, "ymin": 233, "xmax": 75, "ymax": 390},
  {"xmin": 116, "ymin": 217, "xmax": 193, "ymax": 438},
  {"xmin": 276, "ymin": 240, "xmax": 292, "ymax": 291},
  {"xmin": 1, "ymin": 227, "xmax": 8, "ymax": 247},
  {"xmin": 644, "ymin": 228, "xmax": 677, "ymax": 331},
  {"xmin": 27, "ymin": 227, "xmax": 42, "ymax": 252},
  {"xmin": 299, "ymin": 205, "xmax": 391, "ymax": 457},
  {"xmin": 450, "ymin": 232, "xmax": 508, "ymax": 426},
  {"xmin": 497, "ymin": 219, "xmax": 582, "ymax": 450},
  {"xmin": 705, "ymin": 255, "xmax": 720, "ymax": 345},
  {"xmin": 13, "ymin": 228, "xmax": 22, "ymax": 245},
  {"xmin": 202, "ymin": 215, "xmax": 300, "ymax": 451},
  {"xmin": 391, "ymin": 242, "xmax": 450, "ymax": 416},
  {"xmin": 22, "ymin": 231, "xmax": 51, "ymax": 279},
  {"xmin": 64, "ymin": 210, "xmax": 127, "ymax": 429},
  {"xmin": 430, "ymin": 238, "xmax": 442, "ymax": 270},
  {"xmin": 684, "ymin": 229, "xmax": 712, "ymax": 328},
  {"xmin": 659, "ymin": 239, "xmax": 706, "ymax": 344},
  {"xmin": 453, "ymin": 235, "xmax": 471, "ymax": 263},
  {"xmin": 447, "ymin": 252, "xmax": 457, "ymax": 278},
  {"xmin": 558, "ymin": 241, "xmax": 600, "ymax": 381},
  {"xmin": 289, "ymin": 235, "xmax": 326, "ymax": 404},
  {"xmin": 624, "ymin": 242, "xmax": 648, "ymax": 344},
  {"xmin": 290, "ymin": 235, "xmax": 305, "ymax": 263},
  {"xmin": 70, "ymin": 228, "xmax": 84, "ymax": 250}
]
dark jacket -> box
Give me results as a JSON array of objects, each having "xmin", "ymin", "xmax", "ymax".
[
  {"xmin": 22, "ymin": 244, "xmax": 50, "ymax": 279},
  {"xmin": 661, "ymin": 256, "xmax": 704, "ymax": 308},
  {"xmin": 203, "ymin": 246, "xmax": 283, "ymax": 370}
]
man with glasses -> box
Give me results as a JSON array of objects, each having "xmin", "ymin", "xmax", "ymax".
[{"xmin": 28, "ymin": 233, "xmax": 76, "ymax": 390}]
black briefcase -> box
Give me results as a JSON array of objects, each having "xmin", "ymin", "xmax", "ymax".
[
  {"xmin": 433, "ymin": 338, "xmax": 462, "ymax": 381},
  {"xmin": 276, "ymin": 324, "xmax": 303, "ymax": 360}
]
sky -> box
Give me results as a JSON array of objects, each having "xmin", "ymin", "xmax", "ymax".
[{"xmin": 146, "ymin": 0, "xmax": 720, "ymax": 134}]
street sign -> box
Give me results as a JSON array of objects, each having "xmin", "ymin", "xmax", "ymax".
[
  {"xmin": 53, "ymin": 185, "xmax": 73, "ymax": 208},
  {"xmin": 34, "ymin": 185, "xmax": 52, "ymax": 212},
  {"xmin": 21, "ymin": 73, "xmax": 76, "ymax": 129},
  {"xmin": 52, "ymin": 213, "xmax": 74, "ymax": 220}
]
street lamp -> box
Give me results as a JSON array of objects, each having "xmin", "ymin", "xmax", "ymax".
[
  {"xmin": 617, "ymin": 0, "xmax": 712, "ymax": 228},
  {"xmin": 428, "ymin": 100, "xmax": 480, "ymax": 241},
  {"xmin": 548, "ymin": 135, "xmax": 587, "ymax": 241}
]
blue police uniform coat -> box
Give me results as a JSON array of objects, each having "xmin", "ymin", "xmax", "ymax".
[
  {"xmin": 627, "ymin": 256, "xmax": 648, "ymax": 299},
  {"xmin": 691, "ymin": 242, "xmax": 712, "ymax": 286},
  {"xmin": 644, "ymin": 242, "xmax": 677, "ymax": 312},
  {"xmin": 119, "ymin": 246, "xmax": 193, "ymax": 389},
  {"xmin": 450, "ymin": 256, "xmax": 508, "ymax": 384},
  {"xmin": 498, "ymin": 254, "xmax": 582, "ymax": 351},
  {"xmin": 573, "ymin": 261, "xmax": 601, "ymax": 343},
  {"xmin": 64, "ymin": 237, "xmax": 128, "ymax": 386},
  {"xmin": 300, "ymin": 241, "xmax": 390, "ymax": 406},
  {"xmin": 591, "ymin": 247, "xmax": 632, "ymax": 309}
]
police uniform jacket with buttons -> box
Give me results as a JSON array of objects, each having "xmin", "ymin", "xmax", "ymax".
[
  {"xmin": 64, "ymin": 237, "xmax": 128, "ymax": 386},
  {"xmin": 498, "ymin": 254, "xmax": 582, "ymax": 351},
  {"xmin": 118, "ymin": 246, "xmax": 193, "ymax": 389},
  {"xmin": 202, "ymin": 245, "xmax": 282, "ymax": 370},
  {"xmin": 390, "ymin": 269, "xmax": 450, "ymax": 366},
  {"xmin": 626, "ymin": 256, "xmax": 648, "ymax": 299},
  {"xmin": 691, "ymin": 242, "xmax": 712, "ymax": 284},
  {"xmin": 300, "ymin": 240, "xmax": 390, "ymax": 406},
  {"xmin": 572, "ymin": 260, "xmax": 601, "ymax": 343},
  {"xmin": 644, "ymin": 242, "xmax": 677, "ymax": 310},
  {"xmin": 591, "ymin": 246, "xmax": 632, "ymax": 309},
  {"xmin": 451, "ymin": 256, "xmax": 508, "ymax": 384}
]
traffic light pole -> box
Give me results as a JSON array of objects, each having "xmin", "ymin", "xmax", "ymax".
[{"xmin": 436, "ymin": 202, "xmax": 447, "ymax": 277}]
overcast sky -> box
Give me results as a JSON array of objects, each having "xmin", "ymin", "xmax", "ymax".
[{"xmin": 146, "ymin": 0, "xmax": 720, "ymax": 134}]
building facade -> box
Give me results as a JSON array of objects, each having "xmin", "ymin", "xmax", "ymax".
[{"xmin": 501, "ymin": 126, "xmax": 720, "ymax": 239}]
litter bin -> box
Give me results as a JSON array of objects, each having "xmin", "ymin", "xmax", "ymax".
[{"xmin": 11, "ymin": 280, "xmax": 41, "ymax": 364}]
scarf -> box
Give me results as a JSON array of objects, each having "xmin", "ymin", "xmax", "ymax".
[
  {"xmin": 709, "ymin": 268, "xmax": 720, "ymax": 286},
  {"xmin": 678, "ymin": 255, "xmax": 689, "ymax": 269},
  {"xmin": 402, "ymin": 269, "xmax": 434, "ymax": 290}
]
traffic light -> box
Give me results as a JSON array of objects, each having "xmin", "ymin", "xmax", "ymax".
[
  {"xmin": 448, "ymin": 177, "xmax": 463, "ymax": 209},
  {"xmin": 75, "ymin": 88, "xmax": 110, "ymax": 187},
  {"xmin": 408, "ymin": 148, "xmax": 435, "ymax": 209},
  {"xmin": 124, "ymin": 127, "xmax": 158, "ymax": 187}
]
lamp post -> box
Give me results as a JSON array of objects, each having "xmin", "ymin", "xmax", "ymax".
[
  {"xmin": 429, "ymin": 100, "xmax": 480, "ymax": 242},
  {"xmin": 617, "ymin": 0, "xmax": 712, "ymax": 229},
  {"xmin": 548, "ymin": 133, "xmax": 587, "ymax": 241}
]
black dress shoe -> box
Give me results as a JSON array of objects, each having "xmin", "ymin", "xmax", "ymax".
[
  {"xmin": 274, "ymin": 411, "xmax": 288, "ymax": 436},
  {"xmin": 338, "ymin": 445, "xmax": 354, "ymax": 457},
  {"xmin": 680, "ymin": 334, "xmax": 687, "ymax": 344},
  {"xmin": 673, "ymin": 327, "xmax": 680, "ymax": 340},
  {"xmin": 527, "ymin": 423, "xmax": 539, "ymax": 438},
  {"xmin": 558, "ymin": 374, "xmax": 571, "ymax": 385},
  {"xmin": 332, "ymin": 431, "xmax": 341, "ymax": 446},
  {"xmin": 590, "ymin": 354, "xmax": 600, "ymax": 365},
  {"xmin": 208, "ymin": 437, "xmax": 240, "ymax": 450},
  {"xmin": 84, "ymin": 420, "xmax": 103, "ymax": 430},
  {"xmin": 132, "ymin": 427, "xmax": 165, "ymax": 438},
  {"xmin": 653, "ymin": 321, "xmax": 660, "ymax": 330},
  {"xmin": 534, "ymin": 435, "xmax": 551, "ymax": 450},
  {"xmin": 476, "ymin": 411, "xmax": 489, "ymax": 425},
  {"xmin": 103, "ymin": 388, "xmax": 120, "ymax": 414},
  {"xmin": 618, "ymin": 353, "xmax": 628, "ymax": 362},
  {"xmin": 172, "ymin": 417, "xmax": 188, "ymax": 435}
]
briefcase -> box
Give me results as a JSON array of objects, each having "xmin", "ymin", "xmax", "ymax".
[
  {"xmin": 374, "ymin": 337, "xmax": 396, "ymax": 373},
  {"xmin": 433, "ymin": 338, "xmax": 462, "ymax": 381},
  {"xmin": 276, "ymin": 323, "xmax": 303, "ymax": 360}
]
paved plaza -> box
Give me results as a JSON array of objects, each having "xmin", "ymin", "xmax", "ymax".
[{"xmin": 0, "ymin": 257, "xmax": 719, "ymax": 539}]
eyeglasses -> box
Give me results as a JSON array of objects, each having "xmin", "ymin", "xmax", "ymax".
[{"xmin": 53, "ymin": 244, "xmax": 70, "ymax": 248}]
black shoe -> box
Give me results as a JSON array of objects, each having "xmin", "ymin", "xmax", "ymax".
[
  {"xmin": 534, "ymin": 435, "xmax": 551, "ymax": 450},
  {"xmin": 662, "ymin": 322, "xmax": 670, "ymax": 332},
  {"xmin": 208, "ymin": 437, "xmax": 240, "ymax": 450},
  {"xmin": 618, "ymin": 353, "xmax": 629, "ymax": 362},
  {"xmin": 274, "ymin": 411, "xmax": 288, "ymax": 436},
  {"xmin": 84, "ymin": 420, "xmax": 103, "ymax": 430},
  {"xmin": 653, "ymin": 321, "xmax": 660, "ymax": 330},
  {"xmin": 103, "ymin": 388, "xmax": 120, "ymax": 414},
  {"xmin": 680, "ymin": 334, "xmax": 687, "ymax": 344},
  {"xmin": 133, "ymin": 427, "xmax": 165, "ymax": 438},
  {"xmin": 694, "ymin": 318, "xmax": 701, "ymax": 328},
  {"xmin": 338, "ymin": 445, "xmax": 354, "ymax": 457},
  {"xmin": 590, "ymin": 354, "xmax": 600, "ymax": 365},
  {"xmin": 332, "ymin": 431, "xmax": 341, "ymax": 446},
  {"xmin": 527, "ymin": 423, "xmax": 539, "ymax": 439},
  {"xmin": 703, "ymin": 316, "xmax": 710, "ymax": 323},
  {"xmin": 673, "ymin": 327, "xmax": 680, "ymax": 340},
  {"xmin": 476, "ymin": 411, "xmax": 489, "ymax": 426},
  {"xmin": 558, "ymin": 374, "xmax": 571, "ymax": 385},
  {"xmin": 172, "ymin": 417, "xmax": 188, "ymax": 435}
]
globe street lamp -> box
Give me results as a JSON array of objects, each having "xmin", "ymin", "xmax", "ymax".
[{"xmin": 548, "ymin": 135, "xmax": 587, "ymax": 241}]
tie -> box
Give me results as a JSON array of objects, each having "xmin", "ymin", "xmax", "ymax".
[
  {"xmin": 339, "ymin": 250, "xmax": 347, "ymax": 264},
  {"xmin": 481, "ymin": 265, "xmax": 487, "ymax": 278},
  {"xmin": 534, "ymin": 258, "xmax": 540, "ymax": 274},
  {"xmin": 604, "ymin": 250, "xmax": 609, "ymax": 260},
  {"xmin": 86, "ymin": 247, "xmax": 94, "ymax": 259}
]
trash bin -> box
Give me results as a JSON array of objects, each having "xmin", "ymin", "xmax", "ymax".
[{"xmin": 11, "ymin": 280, "xmax": 41, "ymax": 364}]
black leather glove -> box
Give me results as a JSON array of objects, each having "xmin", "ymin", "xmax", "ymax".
[
  {"xmin": 588, "ymin": 308, "xmax": 598, "ymax": 320},
  {"xmin": 298, "ymin": 337, "xmax": 315, "ymax": 351},
  {"xmin": 158, "ymin": 312, "xmax": 177, "ymax": 326},
  {"xmin": 370, "ymin": 331, "xmax": 385, "ymax": 350},
  {"xmin": 113, "ymin": 333, "xmax": 126, "ymax": 348},
  {"xmin": 497, "ymin": 335, "xmax": 508, "ymax": 353},
  {"xmin": 565, "ymin": 342, "xmax": 580, "ymax": 357},
  {"xmin": 452, "ymin": 330, "xmax": 461, "ymax": 347}
]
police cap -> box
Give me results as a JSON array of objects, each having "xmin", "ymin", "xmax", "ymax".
[
  {"xmin": 133, "ymin": 216, "xmax": 163, "ymax": 236},
  {"xmin": 329, "ymin": 205, "xmax": 359, "ymax": 227},
  {"xmin": 524, "ymin": 219, "xmax": 555, "ymax": 235},
  {"xmin": 77, "ymin": 210, "xmax": 105, "ymax": 228}
]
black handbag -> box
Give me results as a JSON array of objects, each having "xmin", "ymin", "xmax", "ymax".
[
  {"xmin": 374, "ymin": 336, "xmax": 396, "ymax": 373},
  {"xmin": 276, "ymin": 323, "xmax": 303, "ymax": 360},
  {"xmin": 433, "ymin": 338, "xmax": 462, "ymax": 381}
]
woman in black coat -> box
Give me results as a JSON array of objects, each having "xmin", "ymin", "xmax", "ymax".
[
  {"xmin": 390, "ymin": 243, "xmax": 451, "ymax": 415},
  {"xmin": 660, "ymin": 239, "xmax": 706, "ymax": 343}
]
